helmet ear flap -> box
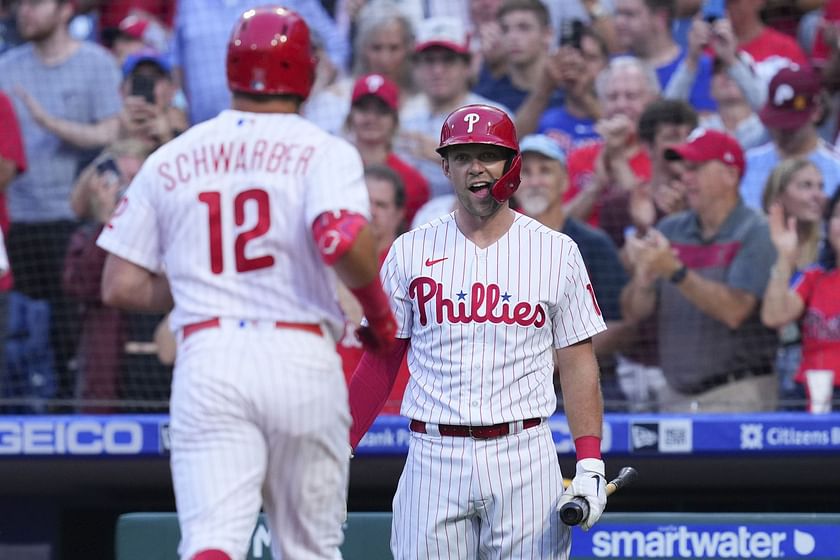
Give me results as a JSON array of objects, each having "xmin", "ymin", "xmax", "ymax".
[{"xmin": 491, "ymin": 153, "xmax": 522, "ymax": 202}]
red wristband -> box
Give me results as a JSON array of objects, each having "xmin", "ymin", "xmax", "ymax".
[
  {"xmin": 574, "ymin": 435, "xmax": 602, "ymax": 460},
  {"xmin": 349, "ymin": 276, "xmax": 390, "ymax": 320}
]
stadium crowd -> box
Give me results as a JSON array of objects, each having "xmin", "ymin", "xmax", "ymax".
[{"xmin": 0, "ymin": 0, "xmax": 838, "ymax": 414}]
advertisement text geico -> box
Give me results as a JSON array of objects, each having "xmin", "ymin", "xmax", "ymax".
[{"xmin": 0, "ymin": 420, "xmax": 143, "ymax": 455}]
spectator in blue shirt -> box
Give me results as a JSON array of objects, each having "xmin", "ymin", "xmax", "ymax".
[
  {"xmin": 472, "ymin": 0, "xmax": 564, "ymax": 112},
  {"xmin": 740, "ymin": 65, "xmax": 840, "ymax": 210},
  {"xmin": 172, "ymin": 0, "xmax": 347, "ymax": 124},
  {"xmin": 614, "ymin": 0, "xmax": 717, "ymax": 112},
  {"xmin": 523, "ymin": 26, "xmax": 610, "ymax": 152}
]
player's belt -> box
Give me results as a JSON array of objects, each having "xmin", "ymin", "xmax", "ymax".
[
  {"xmin": 182, "ymin": 317, "xmax": 323, "ymax": 340},
  {"xmin": 409, "ymin": 418, "xmax": 542, "ymax": 439}
]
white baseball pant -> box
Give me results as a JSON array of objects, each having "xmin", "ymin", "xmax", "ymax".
[
  {"xmin": 391, "ymin": 422, "xmax": 570, "ymax": 559},
  {"xmin": 170, "ymin": 323, "xmax": 350, "ymax": 559}
]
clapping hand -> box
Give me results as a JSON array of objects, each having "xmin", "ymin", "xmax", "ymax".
[
  {"xmin": 89, "ymin": 172, "xmax": 121, "ymax": 224},
  {"xmin": 596, "ymin": 114, "xmax": 634, "ymax": 157},
  {"xmin": 768, "ymin": 202, "xmax": 799, "ymax": 267},
  {"xmin": 626, "ymin": 229, "xmax": 681, "ymax": 283},
  {"xmin": 710, "ymin": 18, "xmax": 738, "ymax": 68},
  {"xmin": 15, "ymin": 86, "xmax": 51, "ymax": 128}
]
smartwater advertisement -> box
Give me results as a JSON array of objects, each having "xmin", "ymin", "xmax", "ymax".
[
  {"xmin": 238, "ymin": 517, "xmax": 840, "ymax": 560},
  {"xmin": 570, "ymin": 520, "xmax": 840, "ymax": 559}
]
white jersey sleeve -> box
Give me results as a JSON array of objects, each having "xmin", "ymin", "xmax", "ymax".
[
  {"xmin": 97, "ymin": 161, "xmax": 163, "ymax": 273},
  {"xmin": 304, "ymin": 138, "xmax": 371, "ymax": 226},
  {"xmin": 551, "ymin": 239, "xmax": 607, "ymax": 348}
]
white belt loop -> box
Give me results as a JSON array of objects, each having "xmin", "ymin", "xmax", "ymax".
[
  {"xmin": 509, "ymin": 420, "xmax": 524, "ymax": 435},
  {"xmin": 425, "ymin": 423, "xmax": 441, "ymax": 437}
]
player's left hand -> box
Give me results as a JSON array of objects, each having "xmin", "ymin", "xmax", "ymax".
[{"xmin": 560, "ymin": 458, "xmax": 607, "ymax": 530}]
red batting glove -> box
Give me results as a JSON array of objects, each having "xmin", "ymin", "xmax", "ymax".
[
  {"xmin": 356, "ymin": 311, "xmax": 397, "ymax": 354},
  {"xmin": 350, "ymin": 277, "xmax": 397, "ymax": 354}
]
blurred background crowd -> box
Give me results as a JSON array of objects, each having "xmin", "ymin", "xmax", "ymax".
[{"xmin": 0, "ymin": 0, "xmax": 838, "ymax": 415}]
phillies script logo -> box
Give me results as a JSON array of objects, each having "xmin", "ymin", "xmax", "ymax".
[{"xmin": 409, "ymin": 277, "xmax": 547, "ymax": 327}]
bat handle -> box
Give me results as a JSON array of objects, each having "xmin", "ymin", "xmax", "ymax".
[{"xmin": 559, "ymin": 497, "xmax": 590, "ymax": 526}]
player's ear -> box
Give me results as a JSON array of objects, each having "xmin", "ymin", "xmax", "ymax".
[{"xmin": 441, "ymin": 156, "xmax": 450, "ymax": 178}]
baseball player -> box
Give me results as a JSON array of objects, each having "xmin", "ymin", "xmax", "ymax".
[
  {"xmin": 348, "ymin": 104, "xmax": 609, "ymax": 558},
  {"xmin": 97, "ymin": 7, "xmax": 396, "ymax": 560}
]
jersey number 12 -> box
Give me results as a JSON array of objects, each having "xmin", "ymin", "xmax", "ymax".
[{"xmin": 198, "ymin": 189, "xmax": 274, "ymax": 274}]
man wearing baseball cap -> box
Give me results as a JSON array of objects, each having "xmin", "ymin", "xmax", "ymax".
[
  {"xmin": 347, "ymin": 73, "xmax": 429, "ymax": 226},
  {"xmin": 621, "ymin": 128, "xmax": 778, "ymax": 412},
  {"xmin": 739, "ymin": 65, "xmax": 840, "ymax": 209},
  {"xmin": 397, "ymin": 17, "xmax": 510, "ymax": 198}
]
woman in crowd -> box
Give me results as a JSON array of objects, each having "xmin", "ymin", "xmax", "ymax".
[
  {"xmin": 762, "ymin": 171, "xmax": 839, "ymax": 411},
  {"xmin": 304, "ymin": 2, "xmax": 415, "ymax": 134},
  {"xmin": 760, "ymin": 159, "xmax": 826, "ymax": 407}
]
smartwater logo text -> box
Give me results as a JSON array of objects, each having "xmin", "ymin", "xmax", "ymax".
[{"xmin": 574, "ymin": 524, "xmax": 840, "ymax": 558}]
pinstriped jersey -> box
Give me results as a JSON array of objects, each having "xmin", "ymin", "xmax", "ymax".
[
  {"xmin": 382, "ymin": 211, "xmax": 607, "ymax": 425},
  {"xmin": 97, "ymin": 109, "xmax": 370, "ymax": 334}
]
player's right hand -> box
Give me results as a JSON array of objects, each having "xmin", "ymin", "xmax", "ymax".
[
  {"xmin": 355, "ymin": 309, "xmax": 397, "ymax": 354},
  {"xmin": 560, "ymin": 458, "xmax": 607, "ymax": 530}
]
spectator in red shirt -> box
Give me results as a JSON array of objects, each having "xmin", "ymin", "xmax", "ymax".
[
  {"xmin": 0, "ymin": 90, "xmax": 25, "ymax": 195},
  {"xmin": 728, "ymin": 0, "xmax": 809, "ymax": 88},
  {"xmin": 565, "ymin": 56, "xmax": 660, "ymax": 227},
  {"xmin": 0, "ymin": 90, "xmax": 26, "ymax": 399},
  {"xmin": 345, "ymin": 73, "xmax": 430, "ymax": 227},
  {"xmin": 762, "ymin": 186, "xmax": 840, "ymax": 411},
  {"xmin": 0, "ymin": 92, "xmax": 25, "ymax": 285}
]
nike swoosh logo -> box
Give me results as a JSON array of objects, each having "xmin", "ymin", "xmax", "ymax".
[{"xmin": 425, "ymin": 257, "xmax": 448, "ymax": 266}]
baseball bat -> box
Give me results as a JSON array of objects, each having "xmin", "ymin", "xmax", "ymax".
[{"xmin": 560, "ymin": 466, "xmax": 638, "ymax": 526}]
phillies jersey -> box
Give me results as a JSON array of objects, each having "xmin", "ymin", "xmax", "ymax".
[
  {"xmin": 383, "ymin": 212, "xmax": 606, "ymax": 425},
  {"xmin": 97, "ymin": 109, "xmax": 370, "ymax": 334}
]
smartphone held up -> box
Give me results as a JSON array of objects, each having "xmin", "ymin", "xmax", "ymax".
[
  {"xmin": 131, "ymin": 73, "xmax": 157, "ymax": 105},
  {"xmin": 701, "ymin": 0, "xmax": 725, "ymax": 23}
]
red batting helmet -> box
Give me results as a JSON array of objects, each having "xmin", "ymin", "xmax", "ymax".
[
  {"xmin": 436, "ymin": 104, "xmax": 521, "ymax": 202},
  {"xmin": 226, "ymin": 6, "xmax": 316, "ymax": 100}
]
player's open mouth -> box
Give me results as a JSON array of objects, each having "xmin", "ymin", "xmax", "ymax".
[{"xmin": 468, "ymin": 182, "xmax": 492, "ymax": 198}]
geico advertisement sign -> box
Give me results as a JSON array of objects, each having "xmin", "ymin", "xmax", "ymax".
[
  {"xmin": 0, "ymin": 420, "xmax": 143, "ymax": 454},
  {"xmin": 573, "ymin": 524, "xmax": 839, "ymax": 558}
]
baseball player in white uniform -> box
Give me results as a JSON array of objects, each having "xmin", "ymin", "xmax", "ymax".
[
  {"xmin": 348, "ymin": 104, "xmax": 609, "ymax": 559},
  {"xmin": 97, "ymin": 7, "xmax": 396, "ymax": 560}
]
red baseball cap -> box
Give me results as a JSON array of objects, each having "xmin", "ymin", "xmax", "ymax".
[
  {"xmin": 118, "ymin": 14, "xmax": 150, "ymax": 40},
  {"xmin": 759, "ymin": 65, "xmax": 821, "ymax": 130},
  {"xmin": 414, "ymin": 17, "xmax": 470, "ymax": 55},
  {"xmin": 351, "ymin": 73, "xmax": 399, "ymax": 111},
  {"xmin": 664, "ymin": 128, "xmax": 745, "ymax": 178}
]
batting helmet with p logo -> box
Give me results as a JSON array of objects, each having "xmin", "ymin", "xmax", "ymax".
[{"xmin": 436, "ymin": 105, "xmax": 522, "ymax": 202}]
